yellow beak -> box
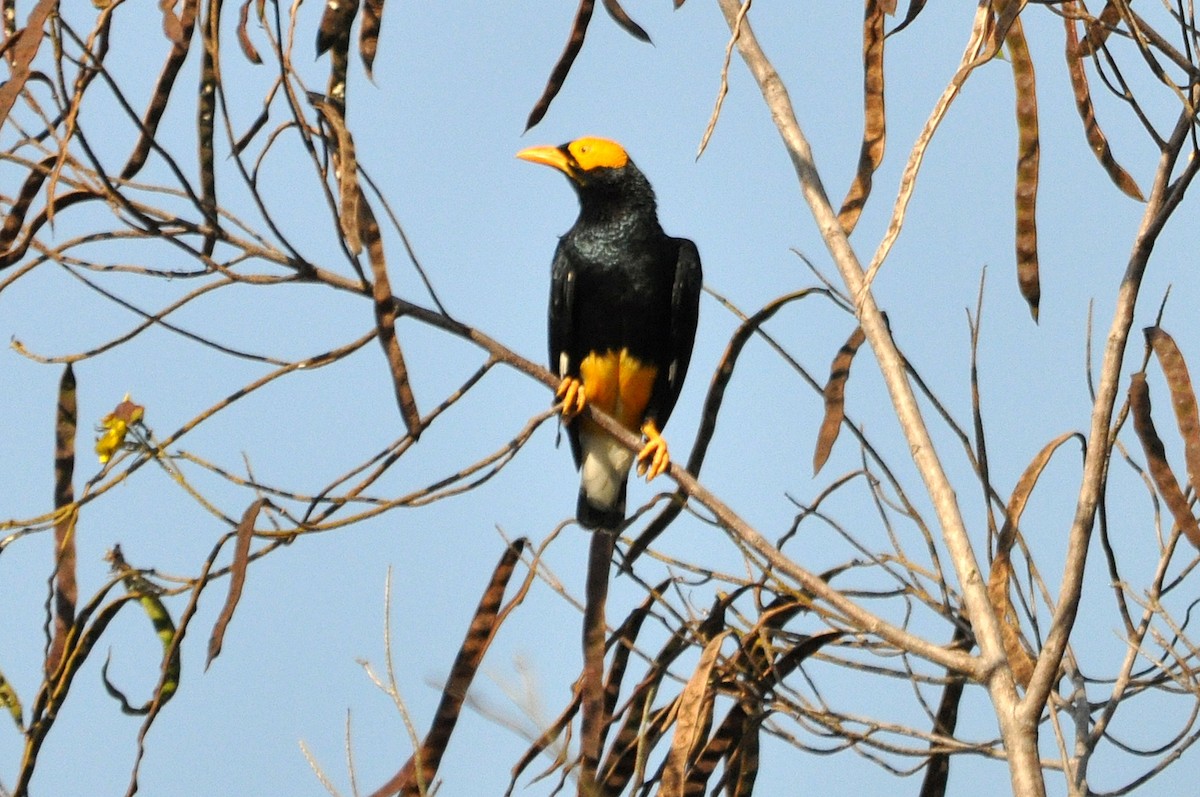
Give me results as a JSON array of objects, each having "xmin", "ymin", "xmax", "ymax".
[{"xmin": 516, "ymin": 145, "xmax": 574, "ymax": 177}]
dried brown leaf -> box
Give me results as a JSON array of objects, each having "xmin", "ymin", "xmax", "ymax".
[
  {"xmin": 725, "ymin": 724, "xmax": 759, "ymax": 796},
  {"xmin": 100, "ymin": 548, "xmax": 181, "ymax": 716},
  {"xmin": 368, "ymin": 540, "xmax": 528, "ymax": 797},
  {"xmin": 1145, "ymin": 327, "xmax": 1200, "ymax": 500},
  {"xmin": 989, "ymin": 0, "xmax": 1026, "ymax": 45},
  {"xmin": 233, "ymin": 104, "xmax": 270, "ymax": 155},
  {"xmin": 918, "ymin": 624, "xmax": 972, "ymax": 797},
  {"xmin": 205, "ymin": 499, "xmax": 263, "ymax": 668},
  {"xmin": 659, "ymin": 631, "xmax": 728, "ymax": 797},
  {"xmin": 716, "ymin": 630, "xmax": 839, "ymax": 791},
  {"xmin": 887, "ymin": 0, "xmax": 927, "ymax": 37},
  {"xmin": 0, "ymin": 0, "xmax": 56, "ymax": 128},
  {"xmin": 598, "ymin": 596, "xmax": 730, "ymax": 790},
  {"xmin": 726, "ymin": 593, "xmax": 806, "ymax": 678},
  {"xmin": 121, "ymin": 0, "xmax": 200, "ymax": 180},
  {"xmin": 198, "ymin": 0, "xmax": 221, "ymax": 256},
  {"xmin": 1007, "ymin": 17, "xmax": 1040, "ymax": 322},
  {"xmin": 309, "ymin": 94, "xmax": 362, "ymax": 253},
  {"xmin": 16, "ymin": 585, "xmax": 139, "ymax": 793},
  {"xmin": 526, "ymin": 0, "xmax": 595, "ymax": 131},
  {"xmin": 522, "ymin": 0, "xmax": 652, "ymax": 131},
  {"xmin": 507, "ymin": 579, "xmax": 667, "ymax": 794},
  {"xmin": 347, "ymin": 176, "xmax": 422, "ymax": 437},
  {"xmin": 996, "ymin": 431, "xmax": 1083, "ymax": 556},
  {"xmin": 1062, "ymin": 6, "xmax": 1143, "ymax": 201},
  {"xmin": 608, "ymin": 702, "xmax": 677, "ymax": 792},
  {"xmin": 864, "ymin": 3, "xmax": 994, "ymax": 290},
  {"xmin": 53, "ymin": 596, "xmax": 132, "ymax": 701},
  {"xmin": 837, "ymin": 0, "xmax": 886, "ymax": 234},
  {"xmin": 701, "ymin": 630, "xmax": 840, "ymax": 794},
  {"xmin": 47, "ymin": 365, "xmax": 78, "ymax": 679},
  {"xmin": 318, "ymin": 0, "xmax": 357, "ymax": 105},
  {"xmin": 309, "ymin": 93, "xmax": 421, "ymax": 436},
  {"xmin": 1078, "ymin": 1, "xmax": 1121, "ymax": 57},
  {"xmin": 360, "ymin": 0, "xmax": 385, "ymax": 77},
  {"xmin": 317, "ymin": 0, "xmax": 359, "ymax": 56},
  {"xmin": 0, "ymin": 189, "xmax": 96, "ymax": 271},
  {"xmin": 0, "ymin": 156, "xmax": 52, "ymax": 254},
  {"xmin": 690, "ymin": 703, "xmax": 746, "ymax": 792},
  {"xmin": 602, "ymin": 0, "xmax": 649, "ymax": 42},
  {"xmin": 767, "ymin": 630, "xmax": 842, "ymax": 683},
  {"xmin": 988, "ymin": 431, "xmax": 1080, "ymax": 687},
  {"xmin": 236, "ymin": 0, "xmax": 262, "ymax": 64},
  {"xmin": 814, "ymin": 325, "xmax": 866, "ymax": 475},
  {"xmin": 597, "ymin": 667, "xmax": 672, "ymax": 791},
  {"xmin": 603, "ymin": 579, "xmax": 670, "ymax": 723},
  {"xmin": 369, "ymin": 218, "xmax": 422, "ymax": 438},
  {"xmin": 160, "ymin": 0, "xmax": 186, "ymax": 43},
  {"xmin": 1130, "ymin": 373, "xmax": 1200, "ymax": 549}
]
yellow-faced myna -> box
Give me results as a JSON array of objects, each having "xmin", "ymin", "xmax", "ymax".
[{"xmin": 518, "ymin": 138, "xmax": 702, "ymax": 529}]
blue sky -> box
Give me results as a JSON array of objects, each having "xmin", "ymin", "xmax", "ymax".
[{"xmin": 2, "ymin": 2, "xmax": 1198, "ymax": 795}]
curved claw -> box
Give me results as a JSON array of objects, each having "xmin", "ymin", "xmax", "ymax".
[
  {"xmin": 556, "ymin": 376, "xmax": 587, "ymax": 420},
  {"xmin": 637, "ymin": 419, "xmax": 671, "ymax": 480}
]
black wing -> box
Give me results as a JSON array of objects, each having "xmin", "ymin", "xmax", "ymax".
[
  {"xmin": 548, "ymin": 240, "xmax": 584, "ymax": 466},
  {"xmin": 647, "ymin": 237, "xmax": 702, "ymax": 427},
  {"xmin": 548, "ymin": 239, "xmax": 576, "ymax": 381}
]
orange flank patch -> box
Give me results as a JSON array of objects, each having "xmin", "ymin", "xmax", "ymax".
[{"xmin": 578, "ymin": 349, "xmax": 658, "ymax": 431}]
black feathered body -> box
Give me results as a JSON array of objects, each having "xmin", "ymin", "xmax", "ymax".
[{"xmin": 548, "ymin": 163, "xmax": 702, "ymax": 529}]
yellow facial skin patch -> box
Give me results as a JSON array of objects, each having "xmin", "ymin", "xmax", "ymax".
[
  {"xmin": 566, "ymin": 138, "xmax": 630, "ymax": 172},
  {"xmin": 516, "ymin": 138, "xmax": 630, "ymax": 187}
]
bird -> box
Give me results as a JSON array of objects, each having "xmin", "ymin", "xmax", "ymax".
[{"xmin": 517, "ymin": 137, "xmax": 702, "ymax": 530}]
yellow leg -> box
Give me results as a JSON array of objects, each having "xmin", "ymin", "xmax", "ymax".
[
  {"xmin": 556, "ymin": 376, "xmax": 587, "ymax": 419},
  {"xmin": 637, "ymin": 419, "xmax": 671, "ymax": 480}
]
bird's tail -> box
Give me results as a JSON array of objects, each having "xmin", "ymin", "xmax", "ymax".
[
  {"xmin": 577, "ymin": 482, "xmax": 626, "ymax": 530},
  {"xmin": 576, "ymin": 426, "xmax": 633, "ymax": 530}
]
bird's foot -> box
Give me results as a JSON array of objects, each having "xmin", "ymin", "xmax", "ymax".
[
  {"xmin": 637, "ymin": 419, "xmax": 670, "ymax": 480},
  {"xmin": 556, "ymin": 376, "xmax": 587, "ymax": 420}
]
